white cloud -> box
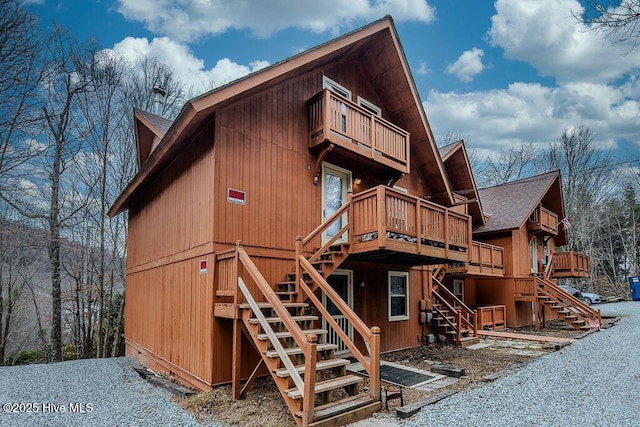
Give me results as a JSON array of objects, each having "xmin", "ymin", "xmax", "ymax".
[
  {"xmin": 446, "ymin": 48, "xmax": 485, "ymax": 82},
  {"xmin": 416, "ymin": 60, "xmax": 430, "ymax": 76},
  {"xmin": 106, "ymin": 37, "xmax": 270, "ymax": 89},
  {"xmin": 424, "ymin": 81, "xmax": 640, "ymax": 153},
  {"xmin": 488, "ymin": 0, "xmax": 640, "ymax": 83},
  {"xmin": 116, "ymin": 0, "xmax": 435, "ymax": 42}
]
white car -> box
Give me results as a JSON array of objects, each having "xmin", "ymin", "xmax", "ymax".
[{"xmin": 580, "ymin": 291, "xmax": 602, "ymax": 305}]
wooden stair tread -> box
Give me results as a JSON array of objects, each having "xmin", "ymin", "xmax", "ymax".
[
  {"xmin": 257, "ymin": 328, "xmax": 327, "ymax": 341},
  {"xmin": 248, "ymin": 315, "xmax": 317, "ymax": 324},
  {"xmin": 265, "ymin": 343, "xmax": 337, "ymax": 358},
  {"xmin": 295, "ymin": 394, "xmax": 374, "ymax": 420},
  {"xmin": 238, "ymin": 302, "xmax": 307, "ymax": 309},
  {"xmin": 275, "ymin": 358, "xmax": 350, "ymax": 378},
  {"xmin": 285, "ymin": 374, "xmax": 364, "ymax": 399}
]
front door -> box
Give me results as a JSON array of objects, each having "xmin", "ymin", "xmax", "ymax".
[
  {"xmin": 322, "ymin": 269, "xmax": 354, "ymax": 355},
  {"xmin": 530, "ymin": 236, "xmax": 538, "ymax": 274},
  {"xmin": 321, "ymin": 163, "xmax": 352, "ymax": 244}
]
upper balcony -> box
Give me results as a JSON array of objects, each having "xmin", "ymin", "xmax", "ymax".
[
  {"xmin": 308, "ymin": 89, "xmax": 410, "ymax": 174},
  {"xmin": 527, "ymin": 205, "xmax": 558, "ymax": 236},
  {"xmin": 348, "ymin": 186, "xmax": 471, "ymax": 265},
  {"xmin": 447, "ymin": 241, "xmax": 504, "ymax": 277},
  {"xmin": 552, "ymin": 251, "xmax": 590, "ymax": 278}
]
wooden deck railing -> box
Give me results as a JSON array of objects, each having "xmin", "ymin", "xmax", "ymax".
[
  {"xmin": 477, "ymin": 305, "xmax": 506, "ymax": 331},
  {"xmin": 447, "ymin": 241, "xmax": 505, "ymax": 276},
  {"xmin": 528, "ymin": 205, "xmax": 558, "ymax": 235},
  {"xmin": 551, "ymin": 251, "xmax": 590, "ymax": 278},
  {"xmin": 514, "ymin": 277, "xmax": 536, "ymax": 301},
  {"xmin": 308, "ymin": 89, "xmax": 410, "ymax": 174},
  {"xmin": 350, "ymin": 186, "xmax": 471, "ymax": 262}
]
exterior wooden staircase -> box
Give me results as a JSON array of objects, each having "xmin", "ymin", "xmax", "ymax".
[
  {"xmin": 222, "ymin": 197, "xmax": 381, "ymax": 427},
  {"xmin": 535, "ymin": 276, "xmax": 601, "ymax": 331},
  {"xmin": 431, "ymin": 266, "xmax": 480, "ymax": 347}
]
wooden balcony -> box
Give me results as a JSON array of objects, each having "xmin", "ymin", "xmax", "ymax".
[
  {"xmin": 447, "ymin": 241, "xmax": 504, "ymax": 277},
  {"xmin": 552, "ymin": 251, "xmax": 590, "ymax": 278},
  {"xmin": 308, "ymin": 89, "xmax": 410, "ymax": 174},
  {"xmin": 349, "ymin": 186, "xmax": 471, "ymax": 265},
  {"xmin": 527, "ymin": 205, "xmax": 558, "ymax": 235}
]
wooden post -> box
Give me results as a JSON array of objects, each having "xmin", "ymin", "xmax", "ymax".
[
  {"xmin": 295, "ymin": 236, "xmax": 303, "ymax": 303},
  {"xmin": 416, "ymin": 199, "xmax": 422, "ymax": 255},
  {"xmin": 444, "ymin": 210, "xmax": 450, "ymax": 259},
  {"xmin": 369, "ymin": 326, "xmax": 381, "ymax": 401},
  {"xmin": 473, "ymin": 309, "xmax": 478, "ymax": 337},
  {"xmin": 377, "ymin": 186, "xmax": 386, "ymax": 249},
  {"xmin": 456, "ymin": 310, "xmax": 462, "ymax": 345},
  {"xmin": 302, "ymin": 334, "xmax": 318, "ymax": 426},
  {"xmin": 231, "ymin": 318, "xmax": 242, "ymax": 399},
  {"xmin": 347, "ymin": 190, "xmax": 353, "ymax": 246}
]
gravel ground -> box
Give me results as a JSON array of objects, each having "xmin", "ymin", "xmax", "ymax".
[
  {"xmin": 0, "ymin": 357, "xmax": 204, "ymax": 427},
  {"xmin": 404, "ymin": 301, "xmax": 640, "ymax": 427}
]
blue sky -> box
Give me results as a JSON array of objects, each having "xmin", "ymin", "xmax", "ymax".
[{"xmin": 26, "ymin": 0, "xmax": 639, "ymax": 162}]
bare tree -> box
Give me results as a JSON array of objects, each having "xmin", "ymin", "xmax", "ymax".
[
  {"xmin": 578, "ymin": 1, "xmax": 640, "ymax": 50},
  {"xmin": 0, "ymin": 0, "xmax": 45, "ymax": 186},
  {"xmin": 477, "ymin": 142, "xmax": 540, "ymax": 187}
]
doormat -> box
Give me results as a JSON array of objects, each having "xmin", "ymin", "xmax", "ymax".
[{"xmin": 356, "ymin": 363, "xmax": 438, "ymax": 387}]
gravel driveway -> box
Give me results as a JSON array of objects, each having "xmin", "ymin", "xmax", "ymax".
[
  {"xmin": 0, "ymin": 357, "xmax": 201, "ymax": 426},
  {"xmin": 405, "ymin": 301, "xmax": 640, "ymax": 427}
]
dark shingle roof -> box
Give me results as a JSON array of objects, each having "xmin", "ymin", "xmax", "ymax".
[{"xmin": 474, "ymin": 171, "xmax": 560, "ymax": 234}]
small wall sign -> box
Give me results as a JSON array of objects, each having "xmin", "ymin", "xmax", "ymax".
[
  {"xmin": 227, "ymin": 188, "xmax": 246, "ymax": 205},
  {"xmin": 199, "ymin": 259, "xmax": 208, "ymax": 274}
]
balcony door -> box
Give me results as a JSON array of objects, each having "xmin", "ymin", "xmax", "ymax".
[{"xmin": 321, "ymin": 163, "xmax": 352, "ymax": 244}]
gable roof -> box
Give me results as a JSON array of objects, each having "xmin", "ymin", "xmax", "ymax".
[
  {"xmin": 134, "ymin": 109, "xmax": 173, "ymax": 167},
  {"xmin": 474, "ymin": 171, "xmax": 567, "ymax": 245},
  {"xmin": 108, "ymin": 16, "xmax": 453, "ymax": 217},
  {"xmin": 438, "ymin": 140, "xmax": 485, "ymax": 225}
]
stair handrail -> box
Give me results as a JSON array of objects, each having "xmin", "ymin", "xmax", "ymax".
[
  {"xmin": 237, "ymin": 277, "xmax": 306, "ymax": 394},
  {"xmin": 297, "ymin": 255, "xmax": 381, "ymax": 401},
  {"xmin": 536, "ymin": 277, "xmax": 601, "ymax": 328},
  {"xmin": 432, "ymin": 277, "xmax": 477, "ymax": 335},
  {"xmin": 431, "ymin": 292, "xmax": 459, "ymax": 331},
  {"xmin": 236, "ymin": 247, "xmax": 315, "ymax": 393}
]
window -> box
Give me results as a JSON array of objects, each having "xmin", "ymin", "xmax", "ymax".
[
  {"xmin": 322, "ymin": 76, "xmax": 351, "ymax": 100},
  {"xmin": 452, "ymin": 279, "xmax": 464, "ymax": 301},
  {"xmin": 357, "ymin": 96, "xmax": 381, "ymax": 116},
  {"xmin": 388, "ymin": 271, "xmax": 409, "ymax": 321}
]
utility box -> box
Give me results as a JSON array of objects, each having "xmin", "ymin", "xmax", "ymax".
[{"xmin": 628, "ymin": 276, "xmax": 640, "ymax": 301}]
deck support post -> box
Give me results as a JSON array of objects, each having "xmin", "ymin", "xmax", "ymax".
[
  {"xmin": 302, "ymin": 334, "xmax": 318, "ymax": 426},
  {"xmin": 231, "ymin": 318, "xmax": 242, "ymax": 399},
  {"xmin": 369, "ymin": 326, "xmax": 381, "ymax": 401}
]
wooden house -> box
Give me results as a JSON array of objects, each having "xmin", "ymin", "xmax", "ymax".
[
  {"xmin": 436, "ymin": 142, "xmax": 599, "ymax": 332},
  {"xmin": 109, "ymin": 15, "xmax": 600, "ymax": 425},
  {"xmin": 109, "ymin": 16, "xmax": 481, "ymax": 426}
]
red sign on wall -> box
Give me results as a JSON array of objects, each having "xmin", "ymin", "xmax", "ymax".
[
  {"xmin": 199, "ymin": 259, "xmax": 208, "ymax": 274},
  {"xmin": 227, "ymin": 188, "xmax": 246, "ymax": 205}
]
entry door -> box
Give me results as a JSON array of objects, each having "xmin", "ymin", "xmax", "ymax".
[
  {"xmin": 322, "ymin": 270, "xmax": 354, "ymax": 355},
  {"xmin": 530, "ymin": 236, "xmax": 538, "ymax": 274},
  {"xmin": 321, "ymin": 163, "xmax": 352, "ymax": 244}
]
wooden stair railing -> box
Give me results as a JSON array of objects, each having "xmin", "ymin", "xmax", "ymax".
[
  {"xmin": 297, "ymin": 256, "xmax": 381, "ymax": 403},
  {"xmin": 295, "ymin": 191, "xmax": 353, "ymax": 297},
  {"xmin": 535, "ymin": 276, "xmax": 601, "ymax": 331},
  {"xmin": 232, "ymin": 245, "xmax": 380, "ymax": 426},
  {"xmin": 431, "ymin": 272, "xmax": 478, "ymax": 346}
]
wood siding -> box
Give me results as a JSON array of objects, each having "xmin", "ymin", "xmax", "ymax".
[
  {"xmin": 126, "ymin": 124, "xmax": 215, "ymax": 269},
  {"xmin": 125, "ymin": 255, "xmax": 215, "ymax": 388}
]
